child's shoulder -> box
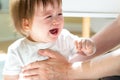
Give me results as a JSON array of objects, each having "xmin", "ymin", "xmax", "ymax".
[
  {"xmin": 60, "ymin": 29, "xmax": 72, "ymax": 37},
  {"xmin": 58, "ymin": 29, "xmax": 75, "ymax": 41},
  {"xmin": 61, "ymin": 29, "xmax": 70, "ymax": 34},
  {"xmin": 8, "ymin": 38, "xmax": 26, "ymax": 50},
  {"xmin": 59, "ymin": 29, "xmax": 80, "ymax": 40}
]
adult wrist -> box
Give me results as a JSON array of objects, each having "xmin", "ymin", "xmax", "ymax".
[{"xmin": 67, "ymin": 62, "xmax": 79, "ymax": 80}]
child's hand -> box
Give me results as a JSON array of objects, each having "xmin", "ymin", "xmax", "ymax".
[{"xmin": 75, "ymin": 38, "xmax": 96, "ymax": 56}]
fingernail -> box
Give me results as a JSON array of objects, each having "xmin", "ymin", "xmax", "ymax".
[{"xmin": 38, "ymin": 49, "xmax": 45, "ymax": 54}]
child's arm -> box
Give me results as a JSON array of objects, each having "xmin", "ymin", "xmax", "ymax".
[
  {"xmin": 3, "ymin": 75, "xmax": 19, "ymax": 80},
  {"xmin": 75, "ymin": 38, "xmax": 96, "ymax": 56}
]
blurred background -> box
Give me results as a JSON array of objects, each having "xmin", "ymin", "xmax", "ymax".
[{"xmin": 0, "ymin": 0, "xmax": 120, "ymax": 80}]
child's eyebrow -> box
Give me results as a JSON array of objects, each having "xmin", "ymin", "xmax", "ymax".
[
  {"xmin": 43, "ymin": 10, "xmax": 54, "ymax": 15},
  {"xmin": 35, "ymin": 8, "xmax": 62, "ymax": 17},
  {"xmin": 43, "ymin": 9, "xmax": 63, "ymax": 15}
]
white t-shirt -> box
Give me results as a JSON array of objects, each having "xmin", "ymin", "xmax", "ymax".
[{"xmin": 3, "ymin": 29, "xmax": 81, "ymax": 75}]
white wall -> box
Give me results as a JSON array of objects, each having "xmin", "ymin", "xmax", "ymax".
[{"xmin": 63, "ymin": 0, "xmax": 120, "ymax": 13}]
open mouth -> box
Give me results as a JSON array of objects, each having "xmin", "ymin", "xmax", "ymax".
[{"xmin": 49, "ymin": 28, "xmax": 59, "ymax": 35}]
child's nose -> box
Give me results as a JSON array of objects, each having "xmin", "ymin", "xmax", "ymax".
[{"xmin": 52, "ymin": 19, "xmax": 59, "ymax": 26}]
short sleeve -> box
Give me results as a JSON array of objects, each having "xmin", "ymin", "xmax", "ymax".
[{"xmin": 3, "ymin": 47, "xmax": 21, "ymax": 75}]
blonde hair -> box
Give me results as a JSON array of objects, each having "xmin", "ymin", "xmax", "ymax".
[{"xmin": 10, "ymin": 0, "xmax": 62, "ymax": 36}]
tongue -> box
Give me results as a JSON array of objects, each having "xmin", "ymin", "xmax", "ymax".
[{"xmin": 50, "ymin": 29, "xmax": 57, "ymax": 34}]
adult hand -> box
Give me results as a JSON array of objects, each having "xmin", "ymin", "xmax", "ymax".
[{"xmin": 22, "ymin": 49, "xmax": 70, "ymax": 80}]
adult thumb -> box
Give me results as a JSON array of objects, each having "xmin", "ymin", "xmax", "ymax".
[{"xmin": 38, "ymin": 49, "xmax": 59, "ymax": 59}]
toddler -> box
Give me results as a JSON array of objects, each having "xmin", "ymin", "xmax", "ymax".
[{"xmin": 3, "ymin": 0, "xmax": 96, "ymax": 80}]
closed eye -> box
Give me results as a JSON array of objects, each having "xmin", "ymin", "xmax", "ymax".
[
  {"xmin": 58, "ymin": 13, "xmax": 63, "ymax": 16},
  {"xmin": 46, "ymin": 15, "xmax": 52, "ymax": 18}
]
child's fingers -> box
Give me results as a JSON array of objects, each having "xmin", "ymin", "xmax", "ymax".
[
  {"xmin": 81, "ymin": 39, "xmax": 87, "ymax": 50},
  {"xmin": 75, "ymin": 40, "xmax": 82, "ymax": 50},
  {"xmin": 75, "ymin": 40, "xmax": 83, "ymax": 52},
  {"xmin": 78, "ymin": 40, "xmax": 82, "ymax": 50},
  {"xmin": 74, "ymin": 41, "xmax": 78, "ymax": 49},
  {"xmin": 76, "ymin": 38, "xmax": 96, "ymax": 56},
  {"xmin": 86, "ymin": 40, "xmax": 92, "ymax": 49},
  {"xmin": 77, "ymin": 50, "xmax": 87, "ymax": 56},
  {"xmin": 86, "ymin": 39, "xmax": 94, "ymax": 49}
]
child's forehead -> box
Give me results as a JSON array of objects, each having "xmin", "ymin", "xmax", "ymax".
[
  {"xmin": 34, "ymin": 4, "xmax": 62, "ymax": 16},
  {"xmin": 35, "ymin": 2, "xmax": 62, "ymax": 12},
  {"xmin": 36, "ymin": 0, "xmax": 61, "ymax": 7},
  {"xmin": 36, "ymin": 0, "xmax": 61, "ymax": 9},
  {"xmin": 37, "ymin": 3, "xmax": 60, "ymax": 9},
  {"xmin": 33, "ymin": 0, "xmax": 62, "ymax": 16}
]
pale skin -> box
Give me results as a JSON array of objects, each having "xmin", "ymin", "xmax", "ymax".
[
  {"xmin": 92, "ymin": 15, "xmax": 120, "ymax": 56},
  {"xmin": 22, "ymin": 49, "xmax": 120, "ymax": 80},
  {"xmin": 4, "ymin": 0, "xmax": 95, "ymax": 80},
  {"xmin": 75, "ymin": 38, "xmax": 96, "ymax": 56},
  {"xmin": 21, "ymin": 15, "xmax": 120, "ymax": 80}
]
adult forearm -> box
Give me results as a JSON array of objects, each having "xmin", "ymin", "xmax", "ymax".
[
  {"xmin": 91, "ymin": 15, "xmax": 120, "ymax": 56},
  {"xmin": 68, "ymin": 49, "xmax": 120, "ymax": 79}
]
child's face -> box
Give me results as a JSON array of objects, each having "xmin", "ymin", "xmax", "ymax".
[{"xmin": 27, "ymin": 1, "xmax": 64, "ymax": 43}]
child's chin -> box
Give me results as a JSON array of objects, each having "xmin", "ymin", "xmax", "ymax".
[{"xmin": 50, "ymin": 38, "xmax": 57, "ymax": 42}]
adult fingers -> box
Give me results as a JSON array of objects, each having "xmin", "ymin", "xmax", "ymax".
[
  {"xmin": 22, "ymin": 63, "xmax": 50, "ymax": 80},
  {"xmin": 23, "ymin": 74, "xmax": 48, "ymax": 80},
  {"xmin": 22, "ymin": 64, "xmax": 55, "ymax": 80},
  {"xmin": 22, "ymin": 61, "xmax": 48, "ymax": 71},
  {"xmin": 38, "ymin": 49, "xmax": 66, "ymax": 60},
  {"xmin": 23, "ymin": 49, "xmax": 67, "ymax": 71}
]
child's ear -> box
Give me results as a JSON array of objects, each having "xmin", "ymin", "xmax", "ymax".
[{"xmin": 22, "ymin": 19, "xmax": 30, "ymax": 31}]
